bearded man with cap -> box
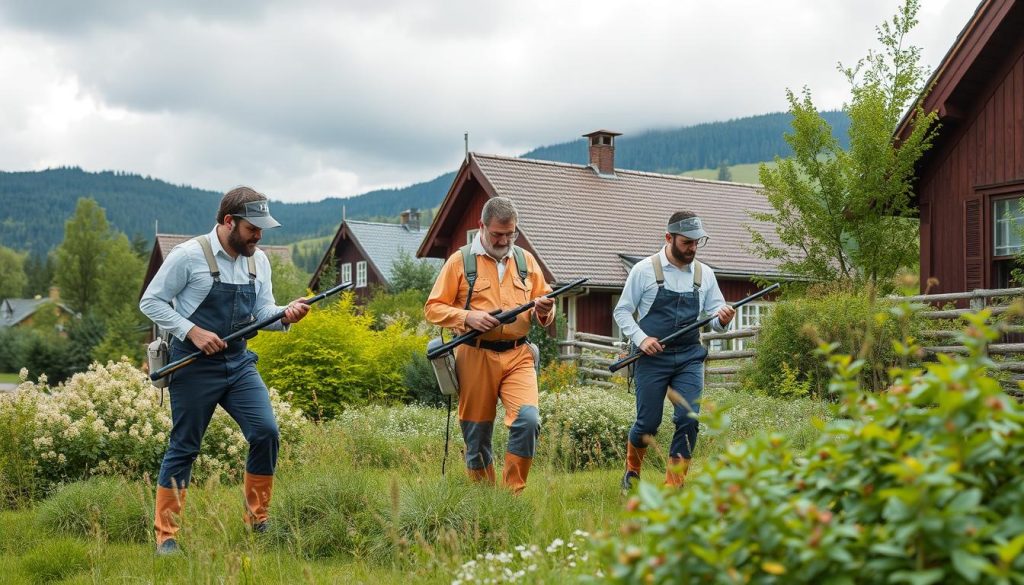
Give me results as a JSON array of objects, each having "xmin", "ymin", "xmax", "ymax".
[
  {"xmin": 140, "ymin": 186, "xmax": 310, "ymax": 555},
  {"xmin": 613, "ymin": 211, "xmax": 735, "ymax": 491}
]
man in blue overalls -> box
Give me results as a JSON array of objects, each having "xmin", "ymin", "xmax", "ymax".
[
  {"xmin": 613, "ymin": 211, "xmax": 735, "ymax": 490},
  {"xmin": 140, "ymin": 187, "xmax": 310, "ymax": 555}
]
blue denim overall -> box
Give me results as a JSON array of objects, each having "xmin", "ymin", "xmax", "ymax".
[
  {"xmin": 157, "ymin": 269, "xmax": 279, "ymax": 490},
  {"xmin": 628, "ymin": 276, "xmax": 708, "ymax": 459}
]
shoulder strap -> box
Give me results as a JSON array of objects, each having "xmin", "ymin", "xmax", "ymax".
[
  {"xmin": 512, "ymin": 245, "xmax": 528, "ymax": 283},
  {"xmin": 459, "ymin": 244, "xmax": 476, "ymax": 310},
  {"xmin": 649, "ymin": 254, "xmax": 664, "ymax": 287},
  {"xmin": 247, "ymin": 254, "xmax": 257, "ymax": 282},
  {"xmin": 693, "ymin": 261, "xmax": 703, "ymax": 290},
  {"xmin": 195, "ymin": 236, "xmax": 220, "ymax": 282}
]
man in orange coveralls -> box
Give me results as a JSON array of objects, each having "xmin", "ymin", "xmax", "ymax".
[{"xmin": 424, "ymin": 196, "xmax": 555, "ymax": 494}]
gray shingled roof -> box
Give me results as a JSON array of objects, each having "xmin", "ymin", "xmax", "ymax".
[
  {"xmin": 345, "ymin": 221, "xmax": 443, "ymax": 285},
  {"xmin": 0, "ymin": 298, "xmax": 74, "ymax": 328},
  {"xmin": 472, "ymin": 153, "xmax": 791, "ymax": 287}
]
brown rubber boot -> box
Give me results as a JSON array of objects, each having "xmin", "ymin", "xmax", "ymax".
[
  {"xmin": 243, "ymin": 472, "xmax": 274, "ymax": 532},
  {"xmin": 665, "ymin": 456, "xmax": 690, "ymax": 488},
  {"xmin": 467, "ymin": 464, "xmax": 496, "ymax": 485},
  {"xmin": 155, "ymin": 486, "xmax": 186, "ymax": 551},
  {"xmin": 503, "ymin": 453, "xmax": 533, "ymax": 495}
]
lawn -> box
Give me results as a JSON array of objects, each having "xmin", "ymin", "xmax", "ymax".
[{"xmin": 0, "ymin": 372, "xmax": 20, "ymax": 384}]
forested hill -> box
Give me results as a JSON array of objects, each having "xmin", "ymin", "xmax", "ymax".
[{"xmin": 0, "ymin": 110, "xmax": 848, "ymax": 255}]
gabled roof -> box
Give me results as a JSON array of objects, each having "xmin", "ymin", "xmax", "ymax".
[
  {"xmin": 344, "ymin": 221, "xmax": 443, "ymax": 285},
  {"xmin": 0, "ymin": 298, "xmax": 74, "ymax": 328},
  {"xmin": 420, "ymin": 153, "xmax": 790, "ymax": 288}
]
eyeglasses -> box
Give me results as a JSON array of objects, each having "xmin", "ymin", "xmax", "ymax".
[
  {"xmin": 675, "ymin": 236, "xmax": 709, "ymax": 248},
  {"xmin": 487, "ymin": 229, "xmax": 519, "ymax": 242}
]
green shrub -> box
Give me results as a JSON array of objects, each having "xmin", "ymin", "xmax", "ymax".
[
  {"xmin": 249, "ymin": 293, "xmax": 427, "ymax": 418},
  {"xmin": 18, "ymin": 538, "xmax": 90, "ymax": 583},
  {"xmin": 0, "ymin": 359, "xmax": 306, "ymax": 493},
  {"xmin": 538, "ymin": 361, "xmax": 580, "ymax": 394},
  {"xmin": 0, "ymin": 381, "xmax": 40, "ymax": 509},
  {"xmin": 530, "ymin": 311, "xmax": 568, "ymax": 369},
  {"xmin": 539, "ymin": 385, "xmax": 633, "ymax": 471},
  {"xmin": 742, "ymin": 286, "xmax": 917, "ymax": 398},
  {"xmin": 35, "ymin": 477, "xmax": 150, "ymax": 543},
  {"xmin": 601, "ymin": 304, "xmax": 1024, "ymax": 584},
  {"xmin": 403, "ymin": 351, "xmax": 443, "ymax": 407},
  {"xmin": 366, "ymin": 288, "xmax": 430, "ymax": 331}
]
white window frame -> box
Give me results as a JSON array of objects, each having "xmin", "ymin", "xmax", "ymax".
[
  {"xmin": 356, "ymin": 261, "xmax": 367, "ymax": 288},
  {"xmin": 466, "ymin": 228, "xmax": 479, "ymax": 245},
  {"xmin": 341, "ymin": 263, "xmax": 352, "ymax": 285},
  {"xmin": 993, "ymin": 196, "xmax": 1024, "ymax": 257}
]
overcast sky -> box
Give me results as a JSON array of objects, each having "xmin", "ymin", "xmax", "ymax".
[{"xmin": 0, "ymin": 0, "xmax": 980, "ymax": 202}]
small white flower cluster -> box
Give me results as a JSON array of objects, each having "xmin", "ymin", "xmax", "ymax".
[
  {"xmin": 0, "ymin": 359, "xmax": 307, "ymax": 487},
  {"xmin": 450, "ymin": 530, "xmax": 593, "ymax": 584}
]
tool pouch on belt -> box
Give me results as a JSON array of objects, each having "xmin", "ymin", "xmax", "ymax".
[
  {"xmin": 427, "ymin": 336, "xmax": 460, "ymax": 396},
  {"xmin": 147, "ymin": 335, "xmax": 171, "ymax": 389},
  {"xmin": 619, "ymin": 341, "xmax": 637, "ymax": 380},
  {"xmin": 527, "ymin": 341, "xmax": 541, "ymax": 374}
]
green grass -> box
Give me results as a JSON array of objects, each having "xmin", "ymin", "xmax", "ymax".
[
  {"xmin": 680, "ymin": 160, "xmax": 777, "ymax": 184},
  {"xmin": 0, "ymin": 386, "xmax": 828, "ymax": 583},
  {"xmin": 0, "ymin": 372, "xmax": 20, "ymax": 384}
]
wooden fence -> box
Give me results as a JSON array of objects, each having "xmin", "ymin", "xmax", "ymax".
[{"xmin": 559, "ymin": 287, "xmax": 1024, "ymax": 390}]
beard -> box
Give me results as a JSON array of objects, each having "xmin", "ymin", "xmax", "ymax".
[
  {"xmin": 228, "ymin": 224, "xmax": 259, "ymax": 257},
  {"xmin": 482, "ymin": 239, "xmax": 510, "ymax": 259},
  {"xmin": 668, "ymin": 239, "xmax": 695, "ymax": 265}
]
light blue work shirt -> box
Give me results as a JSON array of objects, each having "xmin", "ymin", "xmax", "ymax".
[
  {"xmin": 613, "ymin": 246, "xmax": 728, "ymax": 347},
  {"xmin": 140, "ymin": 226, "xmax": 288, "ymax": 342}
]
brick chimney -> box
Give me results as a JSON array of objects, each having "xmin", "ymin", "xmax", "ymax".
[
  {"xmin": 583, "ymin": 129, "xmax": 622, "ymax": 176},
  {"xmin": 400, "ymin": 208, "xmax": 421, "ymax": 231}
]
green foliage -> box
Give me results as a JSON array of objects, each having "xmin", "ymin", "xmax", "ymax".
[
  {"xmin": 0, "ymin": 380, "xmax": 39, "ymax": 508},
  {"xmin": 22, "ymin": 253, "xmax": 55, "ymax": 298},
  {"xmin": 742, "ymin": 286, "xmax": 917, "ymax": 398},
  {"xmin": 716, "ymin": 161, "xmax": 732, "ymax": 182},
  {"xmin": 538, "ymin": 361, "xmax": 580, "ymax": 394},
  {"xmin": 530, "ymin": 310, "xmax": 566, "ymax": 369},
  {"xmin": 600, "ymin": 301, "xmax": 1024, "ymax": 584},
  {"xmin": 403, "ymin": 351, "xmax": 443, "ymax": 407},
  {"xmin": 330, "ymin": 404, "xmax": 449, "ymax": 468},
  {"xmin": 249, "ymin": 293, "xmax": 428, "ymax": 418},
  {"xmin": 539, "ymin": 385, "xmax": 633, "ymax": 471},
  {"xmin": 367, "ymin": 288, "xmax": 429, "ymax": 330},
  {"xmin": 91, "ymin": 305, "xmax": 146, "ymax": 365},
  {"xmin": 17, "ymin": 538, "xmax": 89, "ymax": 583},
  {"xmin": 749, "ymin": 0, "xmax": 936, "ymax": 292},
  {"xmin": 269, "ymin": 253, "xmax": 310, "ymax": 304},
  {"xmin": 35, "ymin": 477, "xmax": 149, "ymax": 543},
  {"xmin": 55, "ymin": 197, "xmax": 110, "ymax": 315},
  {"xmin": 96, "ymin": 233, "xmax": 144, "ymax": 321},
  {"xmin": 0, "ymin": 245, "xmax": 27, "ymax": 299},
  {"xmin": 389, "ymin": 250, "xmax": 439, "ymax": 294}
]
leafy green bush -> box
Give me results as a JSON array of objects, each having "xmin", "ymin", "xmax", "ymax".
[
  {"xmin": 18, "ymin": 538, "xmax": 89, "ymax": 583},
  {"xmin": 0, "ymin": 359, "xmax": 306, "ymax": 495},
  {"xmin": 403, "ymin": 351, "xmax": 443, "ymax": 407},
  {"xmin": 249, "ymin": 293, "xmax": 427, "ymax": 418},
  {"xmin": 0, "ymin": 377, "xmax": 40, "ymax": 509},
  {"xmin": 742, "ymin": 286, "xmax": 918, "ymax": 398},
  {"xmin": 539, "ymin": 385, "xmax": 633, "ymax": 471},
  {"xmin": 602, "ymin": 304, "xmax": 1024, "ymax": 584},
  {"xmin": 538, "ymin": 361, "xmax": 579, "ymax": 394},
  {"xmin": 35, "ymin": 477, "xmax": 149, "ymax": 543},
  {"xmin": 366, "ymin": 288, "xmax": 430, "ymax": 331}
]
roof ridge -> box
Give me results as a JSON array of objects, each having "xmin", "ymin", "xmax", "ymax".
[{"xmin": 472, "ymin": 152, "xmax": 763, "ymax": 188}]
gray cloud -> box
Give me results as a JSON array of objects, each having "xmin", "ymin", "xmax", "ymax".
[{"xmin": 0, "ymin": 0, "xmax": 981, "ymax": 201}]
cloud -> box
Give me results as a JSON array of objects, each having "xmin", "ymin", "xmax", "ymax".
[{"xmin": 0, "ymin": 0, "xmax": 981, "ymax": 201}]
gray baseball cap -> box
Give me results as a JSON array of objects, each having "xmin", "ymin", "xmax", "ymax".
[
  {"xmin": 234, "ymin": 200, "xmax": 281, "ymax": 229},
  {"xmin": 667, "ymin": 216, "xmax": 707, "ymax": 239}
]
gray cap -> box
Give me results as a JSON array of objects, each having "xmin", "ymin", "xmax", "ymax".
[
  {"xmin": 667, "ymin": 216, "xmax": 707, "ymax": 239},
  {"xmin": 234, "ymin": 200, "xmax": 281, "ymax": 229}
]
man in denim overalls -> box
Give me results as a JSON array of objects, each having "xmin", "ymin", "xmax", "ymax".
[
  {"xmin": 140, "ymin": 187, "xmax": 310, "ymax": 554},
  {"xmin": 613, "ymin": 212, "xmax": 735, "ymax": 490}
]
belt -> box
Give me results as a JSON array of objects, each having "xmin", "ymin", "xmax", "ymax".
[{"xmin": 473, "ymin": 337, "xmax": 529, "ymax": 352}]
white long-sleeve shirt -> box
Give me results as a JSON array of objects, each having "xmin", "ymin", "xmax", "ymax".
[
  {"xmin": 139, "ymin": 226, "xmax": 288, "ymax": 342},
  {"xmin": 613, "ymin": 246, "xmax": 727, "ymax": 347}
]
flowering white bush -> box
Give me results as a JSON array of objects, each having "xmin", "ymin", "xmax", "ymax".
[
  {"xmin": 539, "ymin": 385, "xmax": 637, "ymax": 470},
  {"xmin": 451, "ymin": 530, "xmax": 597, "ymax": 584},
  {"xmin": 1, "ymin": 359, "xmax": 307, "ymax": 489}
]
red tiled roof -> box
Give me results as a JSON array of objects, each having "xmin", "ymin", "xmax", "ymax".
[{"xmin": 470, "ymin": 154, "xmax": 790, "ymax": 287}]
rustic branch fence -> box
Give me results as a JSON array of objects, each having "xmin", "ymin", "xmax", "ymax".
[{"xmin": 559, "ymin": 287, "xmax": 1024, "ymax": 390}]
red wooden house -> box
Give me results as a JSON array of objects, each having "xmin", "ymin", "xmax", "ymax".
[
  {"xmin": 902, "ymin": 0, "xmax": 1024, "ymax": 292},
  {"xmin": 416, "ymin": 130, "xmax": 794, "ymax": 340}
]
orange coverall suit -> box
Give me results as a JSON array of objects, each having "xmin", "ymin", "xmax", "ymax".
[{"xmin": 424, "ymin": 248, "xmax": 554, "ymax": 494}]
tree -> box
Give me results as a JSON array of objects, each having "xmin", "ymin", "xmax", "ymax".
[
  {"xmin": 92, "ymin": 305, "xmax": 146, "ymax": 365},
  {"xmin": 97, "ymin": 233, "xmax": 145, "ymax": 320},
  {"xmin": 716, "ymin": 161, "xmax": 732, "ymax": 182},
  {"xmin": 55, "ymin": 198, "xmax": 111, "ymax": 315},
  {"xmin": 23, "ymin": 253, "xmax": 55, "ymax": 298},
  {"xmin": 0, "ymin": 246, "xmax": 27, "ymax": 299},
  {"xmin": 748, "ymin": 0, "xmax": 937, "ymax": 292},
  {"xmin": 389, "ymin": 250, "xmax": 438, "ymax": 294}
]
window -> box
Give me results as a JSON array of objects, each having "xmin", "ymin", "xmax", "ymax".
[
  {"xmin": 709, "ymin": 301, "xmax": 770, "ymax": 352},
  {"xmin": 466, "ymin": 229, "xmax": 478, "ymax": 245},
  {"xmin": 356, "ymin": 261, "xmax": 367, "ymax": 288},
  {"xmin": 341, "ymin": 263, "xmax": 352, "ymax": 285},
  {"xmin": 993, "ymin": 196, "xmax": 1024, "ymax": 257}
]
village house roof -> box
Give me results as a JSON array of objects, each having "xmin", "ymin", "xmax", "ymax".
[
  {"xmin": 309, "ymin": 220, "xmax": 443, "ymax": 289},
  {"xmin": 0, "ymin": 297, "xmax": 75, "ymax": 328}
]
